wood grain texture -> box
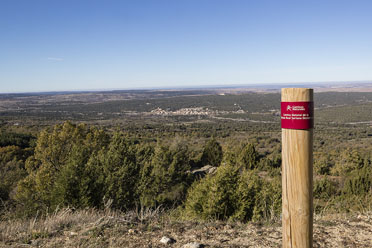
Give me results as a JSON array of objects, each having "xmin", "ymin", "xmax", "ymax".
[{"xmin": 282, "ymin": 88, "xmax": 313, "ymax": 248}]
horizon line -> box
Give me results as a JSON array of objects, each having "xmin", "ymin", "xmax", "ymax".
[{"xmin": 2, "ymin": 80, "xmax": 372, "ymax": 95}]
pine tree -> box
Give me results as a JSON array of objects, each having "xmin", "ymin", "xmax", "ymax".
[
  {"xmin": 238, "ymin": 143, "xmax": 259, "ymax": 170},
  {"xmin": 200, "ymin": 138, "xmax": 223, "ymax": 167}
]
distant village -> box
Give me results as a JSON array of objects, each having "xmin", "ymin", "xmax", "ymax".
[{"xmin": 148, "ymin": 107, "xmax": 229, "ymax": 116}]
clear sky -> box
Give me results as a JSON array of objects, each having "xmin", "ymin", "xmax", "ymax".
[{"xmin": 1, "ymin": 0, "xmax": 372, "ymax": 93}]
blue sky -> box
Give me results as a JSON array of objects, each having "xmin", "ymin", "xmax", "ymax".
[{"xmin": 1, "ymin": 0, "xmax": 372, "ymax": 93}]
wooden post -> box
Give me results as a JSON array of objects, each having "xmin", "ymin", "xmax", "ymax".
[{"xmin": 281, "ymin": 88, "xmax": 313, "ymax": 248}]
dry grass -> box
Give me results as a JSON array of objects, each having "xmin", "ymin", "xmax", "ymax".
[
  {"xmin": 0, "ymin": 208, "xmax": 108, "ymax": 247},
  {"xmin": 1, "ymin": 208, "xmax": 372, "ymax": 247}
]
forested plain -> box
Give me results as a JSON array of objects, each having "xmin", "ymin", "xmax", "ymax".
[{"xmin": 1, "ymin": 90, "xmax": 372, "ymax": 246}]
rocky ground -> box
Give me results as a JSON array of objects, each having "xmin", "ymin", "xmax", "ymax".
[{"xmin": 1, "ymin": 208, "xmax": 371, "ymax": 247}]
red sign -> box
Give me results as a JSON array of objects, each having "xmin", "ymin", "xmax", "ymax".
[{"xmin": 281, "ymin": 102, "xmax": 314, "ymax": 129}]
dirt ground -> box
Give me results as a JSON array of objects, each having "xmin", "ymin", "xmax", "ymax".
[{"xmin": 1, "ymin": 209, "xmax": 372, "ymax": 247}]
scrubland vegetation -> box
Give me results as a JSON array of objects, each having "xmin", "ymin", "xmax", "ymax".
[
  {"xmin": 1, "ymin": 90, "xmax": 372, "ymax": 246},
  {"xmin": 1, "ymin": 122, "xmax": 282, "ymax": 222}
]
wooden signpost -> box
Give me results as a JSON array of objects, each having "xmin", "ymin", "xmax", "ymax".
[{"xmin": 281, "ymin": 88, "xmax": 314, "ymax": 247}]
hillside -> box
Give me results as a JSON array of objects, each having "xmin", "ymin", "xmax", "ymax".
[{"xmin": 1, "ymin": 88, "xmax": 372, "ymax": 247}]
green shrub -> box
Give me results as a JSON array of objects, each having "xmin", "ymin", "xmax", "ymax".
[
  {"xmin": 0, "ymin": 146, "xmax": 27, "ymax": 202},
  {"xmin": 231, "ymin": 170, "xmax": 261, "ymax": 221},
  {"xmin": 184, "ymin": 165, "xmax": 281, "ymax": 222},
  {"xmin": 200, "ymin": 138, "xmax": 223, "ymax": 167},
  {"xmin": 138, "ymin": 143, "xmax": 191, "ymax": 208},
  {"xmin": 0, "ymin": 131, "xmax": 35, "ymax": 148},
  {"xmin": 237, "ymin": 143, "xmax": 259, "ymax": 170},
  {"xmin": 15, "ymin": 122, "xmax": 110, "ymax": 212},
  {"xmin": 331, "ymin": 150, "xmax": 364, "ymax": 176},
  {"xmin": 343, "ymin": 165, "xmax": 372, "ymax": 196},
  {"xmin": 100, "ymin": 132, "xmax": 140, "ymax": 210},
  {"xmin": 314, "ymin": 155, "xmax": 334, "ymax": 175},
  {"xmin": 184, "ymin": 164, "xmax": 239, "ymax": 220},
  {"xmin": 313, "ymin": 177, "xmax": 338, "ymax": 199},
  {"xmin": 235, "ymin": 171, "xmax": 281, "ymax": 222},
  {"xmin": 253, "ymin": 176, "xmax": 281, "ymax": 221}
]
